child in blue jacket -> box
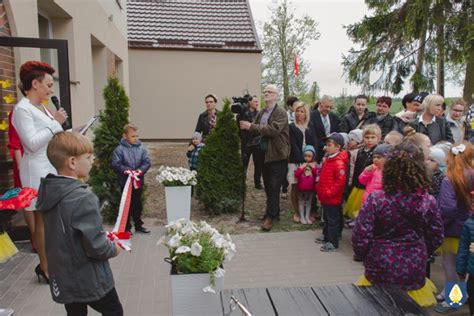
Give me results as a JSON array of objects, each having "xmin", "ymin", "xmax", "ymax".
[{"xmin": 112, "ymin": 124, "xmax": 151, "ymax": 234}]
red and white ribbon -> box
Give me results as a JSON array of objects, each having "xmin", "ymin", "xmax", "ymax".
[
  {"xmin": 110, "ymin": 173, "xmax": 137, "ymax": 252},
  {"xmin": 124, "ymin": 169, "xmax": 142, "ymax": 189},
  {"xmin": 107, "ymin": 231, "xmax": 131, "ymax": 252}
]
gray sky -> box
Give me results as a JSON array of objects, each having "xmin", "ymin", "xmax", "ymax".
[{"xmin": 248, "ymin": 0, "xmax": 462, "ymax": 98}]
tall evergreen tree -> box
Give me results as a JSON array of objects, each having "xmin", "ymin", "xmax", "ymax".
[
  {"xmin": 196, "ymin": 99, "xmax": 244, "ymax": 214},
  {"xmin": 343, "ymin": 0, "xmax": 473, "ymax": 102},
  {"xmin": 89, "ymin": 77, "xmax": 130, "ymax": 222}
]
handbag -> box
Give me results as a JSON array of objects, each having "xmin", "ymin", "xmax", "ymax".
[{"xmin": 247, "ymin": 135, "xmax": 267, "ymax": 153}]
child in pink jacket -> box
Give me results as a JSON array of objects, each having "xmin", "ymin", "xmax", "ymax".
[
  {"xmin": 358, "ymin": 144, "xmax": 392, "ymax": 205},
  {"xmin": 294, "ymin": 145, "xmax": 318, "ymax": 224}
]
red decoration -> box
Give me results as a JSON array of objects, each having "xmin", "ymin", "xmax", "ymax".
[
  {"xmin": 0, "ymin": 188, "xmax": 38, "ymax": 210},
  {"xmin": 294, "ymin": 54, "xmax": 299, "ymax": 77}
]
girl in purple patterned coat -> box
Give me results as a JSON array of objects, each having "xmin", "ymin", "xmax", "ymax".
[{"xmin": 352, "ymin": 141, "xmax": 444, "ymax": 307}]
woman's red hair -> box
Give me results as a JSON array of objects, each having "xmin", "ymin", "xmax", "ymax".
[
  {"xmin": 19, "ymin": 61, "xmax": 55, "ymax": 93},
  {"xmin": 446, "ymin": 141, "xmax": 474, "ymax": 209}
]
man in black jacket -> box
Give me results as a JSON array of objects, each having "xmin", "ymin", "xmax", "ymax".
[
  {"xmin": 339, "ymin": 95, "xmax": 375, "ymax": 133},
  {"xmin": 195, "ymin": 94, "xmax": 219, "ymax": 142},
  {"xmin": 309, "ymin": 95, "xmax": 340, "ymax": 163}
]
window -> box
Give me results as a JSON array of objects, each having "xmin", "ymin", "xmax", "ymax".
[{"xmin": 38, "ymin": 14, "xmax": 52, "ymax": 64}]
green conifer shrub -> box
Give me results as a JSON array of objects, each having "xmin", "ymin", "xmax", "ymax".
[
  {"xmin": 196, "ymin": 99, "xmax": 245, "ymax": 214},
  {"xmin": 89, "ymin": 77, "xmax": 130, "ymax": 222}
]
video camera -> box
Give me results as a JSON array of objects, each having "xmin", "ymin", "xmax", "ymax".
[{"xmin": 231, "ymin": 94, "xmax": 253, "ymax": 122}]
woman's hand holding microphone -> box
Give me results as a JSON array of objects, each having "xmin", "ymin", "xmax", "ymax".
[{"xmin": 53, "ymin": 107, "xmax": 68, "ymax": 125}]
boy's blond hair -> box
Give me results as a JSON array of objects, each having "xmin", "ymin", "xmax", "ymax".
[
  {"xmin": 123, "ymin": 124, "xmax": 138, "ymax": 134},
  {"xmin": 362, "ymin": 124, "xmax": 382, "ymax": 139},
  {"xmin": 47, "ymin": 132, "xmax": 93, "ymax": 170}
]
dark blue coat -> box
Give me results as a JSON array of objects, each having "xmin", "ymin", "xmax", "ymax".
[
  {"xmin": 456, "ymin": 215, "xmax": 474, "ymax": 276},
  {"xmin": 111, "ymin": 139, "xmax": 151, "ymax": 187},
  {"xmin": 288, "ymin": 123, "xmax": 317, "ymax": 163}
]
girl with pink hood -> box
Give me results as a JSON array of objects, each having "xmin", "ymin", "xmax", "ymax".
[
  {"xmin": 294, "ymin": 145, "xmax": 318, "ymax": 224},
  {"xmin": 358, "ymin": 144, "xmax": 393, "ymax": 205}
]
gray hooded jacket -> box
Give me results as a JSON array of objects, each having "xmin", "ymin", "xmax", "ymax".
[{"xmin": 36, "ymin": 174, "xmax": 117, "ymax": 304}]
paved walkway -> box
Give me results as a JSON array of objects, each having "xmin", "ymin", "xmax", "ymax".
[{"xmin": 0, "ymin": 225, "xmax": 468, "ymax": 315}]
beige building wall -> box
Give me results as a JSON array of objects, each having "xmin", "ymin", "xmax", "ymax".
[
  {"xmin": 4, "ymin": 0, "xmax": 129, "ymax": 128},
  {"xmin": 129, "ymin": 49, "xmax": 261, "ymax": 140}
]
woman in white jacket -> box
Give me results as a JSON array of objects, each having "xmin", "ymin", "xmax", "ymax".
[{"xmin": 12, "ymin": 61, "xmax": 67, "ymax": 283}]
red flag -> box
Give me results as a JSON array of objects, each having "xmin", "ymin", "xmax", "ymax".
[{"xmin": 293, "ymin": 54, "xmax": 299, "ymax": 77}]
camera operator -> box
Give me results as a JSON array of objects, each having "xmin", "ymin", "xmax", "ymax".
[
  {"xmin": 239, "ymin": 85, "xmax": 290, "ymax": 231},
  {"xmin": 237, "ymin": 95, "xmax": 264, "ymax": 189}
]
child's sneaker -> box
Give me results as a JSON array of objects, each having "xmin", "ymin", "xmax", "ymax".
[
  {"xmin": 433, "ymin": 301, "xmax": 456, "ymax": 313},
  {"xmin": 344, "ymin": 219, "xmax": 355, "ymax": 229},
  {"xmin": 314, "ymin": 236, "xmax": 326, "ymax": 244},
  {"xmin": 320, "ymin": 242, "xmax": 337, "ymax": 252}
]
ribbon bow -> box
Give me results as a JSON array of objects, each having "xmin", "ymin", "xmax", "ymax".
[
  {"xmin": 107, "ymin": 231, "xmax": 131, "ymax": 251},
  {"xmin": 451, "ymin": 144, "xmax": 466, "ymax": 155},
  {"xmin": 124, "ymin": 169, "xmax": 142, "ymax": 189}
]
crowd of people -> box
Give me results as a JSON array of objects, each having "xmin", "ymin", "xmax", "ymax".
[
  {"xmin": 193, "ymin": 84, "xmax": 474, "ymax": 312},
  {"xmin": 5, "ymin": 58, "xmax": 474, "ymax": 314}
]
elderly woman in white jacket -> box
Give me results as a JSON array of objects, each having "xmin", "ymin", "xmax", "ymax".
[{"xmin": 12, "ymin": 61, "xmax": 67, "ymax": 283}]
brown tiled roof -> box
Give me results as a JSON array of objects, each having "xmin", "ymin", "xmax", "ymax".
[{"xmin": 127, "ymin": 0, "xmax": 261, "ymax": 52}]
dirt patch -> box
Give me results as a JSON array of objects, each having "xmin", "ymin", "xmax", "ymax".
[{"xmin": 143, "ymin": 142, "xmax": 318, "ymax": 234}]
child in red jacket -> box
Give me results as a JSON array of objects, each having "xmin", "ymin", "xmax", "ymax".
[
  {"xmin": 294, "ymin": 145, "xmax": 318, "ymax": 225},
  {"xmin": 315, "ymin": 133, "xmax": 348, "ymax": 252}
]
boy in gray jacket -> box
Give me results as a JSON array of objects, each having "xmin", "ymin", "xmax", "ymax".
[{"xmin": 37, "ymin": 132, "xmax": 123, "ymax": 316}]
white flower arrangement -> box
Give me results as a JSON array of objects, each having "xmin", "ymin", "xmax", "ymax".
[
  {"xmin": 158, "ymin": 218, "xmax": 236, "ymax": 293},
  {"xmin": 156, "ymin": 166, "xmax": 197, "ymax": 186}
]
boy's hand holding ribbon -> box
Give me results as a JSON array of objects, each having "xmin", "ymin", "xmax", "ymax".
[{"xmin": 124, "ymin": 169, "xmax": 143, "ymax": 189}]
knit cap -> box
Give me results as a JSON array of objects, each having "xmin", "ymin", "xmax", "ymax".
[
  {"xmin": 339, "ymin": 133, "xmax": 349, "ymax": 148},
  {"xmin": 373, "ymin": 144, "xmax": 393, "ymax": 157},
  {"xmin": 192, "ymin": 132, "xmax": 202, "ymax": 142},
  {"xmin": 303, "ymin": 144, "xmax": 316, "ymax": 160},
  {"xmin": 348, "ymin": 129, "xmax": 363, "ymax": 144}
]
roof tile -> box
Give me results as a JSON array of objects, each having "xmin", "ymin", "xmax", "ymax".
[{"xmin": 127, "ymin": 0, "xmax": 261, "ymax": 51}]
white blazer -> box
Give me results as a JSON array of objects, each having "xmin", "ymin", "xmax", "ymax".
[{"xmin": 12, "ymin": 98, "xmax": 63, "ymax": 209}]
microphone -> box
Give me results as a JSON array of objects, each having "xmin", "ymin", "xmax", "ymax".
[{"xmin": 51, "ymin": 96, "xmax": 70, "ymax": 129}]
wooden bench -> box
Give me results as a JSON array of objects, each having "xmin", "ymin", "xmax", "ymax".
[{"xmin": 221, "ymin": 284, "xmax": 428, "ymax": 315}]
